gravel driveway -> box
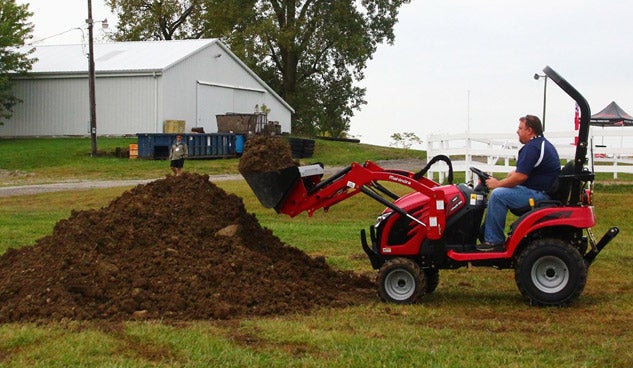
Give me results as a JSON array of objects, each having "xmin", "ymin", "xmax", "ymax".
[{"xmin": 0, "ymin": 175, "xmax": 242, "ymax": 198}]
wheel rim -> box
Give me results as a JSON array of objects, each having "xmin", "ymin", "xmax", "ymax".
[
  {"xmin": 531, "ymin": 255, "xmax": 569, "ymax": 293},
  {"xmin": 384, "ymin": 269, "xmax": 416, "ymax": 301}
]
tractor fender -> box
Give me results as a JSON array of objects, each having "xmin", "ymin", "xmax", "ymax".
[{"xmin": 505, "ymin": 206, "xmax": 595, "ymax": 254}]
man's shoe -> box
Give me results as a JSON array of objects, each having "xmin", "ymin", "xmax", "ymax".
[{"xmin": 477, "ymin": 241, "xmax": 504, "ymax": 252}]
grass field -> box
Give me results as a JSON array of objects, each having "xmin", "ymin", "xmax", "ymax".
[
  {"xmin": 0, "ymin": 137, "xmax": 425, "ymax": 186},
  {"xmin": 0, "ymin": 138, "xmax": 632, "ymax": 367}
]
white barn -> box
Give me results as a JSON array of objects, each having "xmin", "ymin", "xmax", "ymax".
[{"xmin": 1, "ymin": 39, "xmax": 293, "ymax": 137}]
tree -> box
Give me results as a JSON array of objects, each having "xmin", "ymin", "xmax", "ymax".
[
  {"xmin": 105, "ymin": 0, "xmax": 205, "ymax": 40},
  {"xmin": 105, "ymin": 0, "xmax": 409, "ymax": 137},
  {"xmin": 390, "ymin": 132, "xmax": 422, "ymax": 150},
  {"xmin": 0, "ymin": 0, "xmax": 35, "ymax": 124}
]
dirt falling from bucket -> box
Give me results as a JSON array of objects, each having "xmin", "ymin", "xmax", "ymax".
[{"xmin": 0, "ymin": 173, "xmax": 373, "ymax": 322}]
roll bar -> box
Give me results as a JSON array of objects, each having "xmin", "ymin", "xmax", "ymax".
[{"xmin": 542, "ymin": 66, "xmax": 592, "ymax": 203}]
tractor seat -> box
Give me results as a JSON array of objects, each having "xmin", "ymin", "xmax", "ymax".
[{"xmin": 509, "ymin": 161, "xmax": 575, "ymax": 216}]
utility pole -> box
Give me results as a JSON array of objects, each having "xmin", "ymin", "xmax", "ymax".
[{"xmin": 87, "ymin": 0, "xmax": 97, "ymax": 156}]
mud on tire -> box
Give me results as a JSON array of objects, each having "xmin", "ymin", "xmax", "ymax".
[
  {"xmin": 515, "ymin": 238, "xmax": 587, "ymax": 306},
  {"xmin": 377, "ymin": 258, "xmax": 426, "ymax": 304}
]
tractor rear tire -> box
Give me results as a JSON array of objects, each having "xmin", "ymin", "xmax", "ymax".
[
  {"xmin": 377, "ymin": 258, "xmax": 426, "ymax": 304},
  {"xmin": 515, "ymin": 238, "xmax": 587, "ymax": 306}
]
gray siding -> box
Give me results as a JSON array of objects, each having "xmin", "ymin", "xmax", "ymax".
[
  {"xmin": 0, "ymin": 74, "xmax": 159, "ymax": 136},
  {"xmin": 1, "ymin": 77, "xmax": 89, "ymax": 136},
  {"xmin": 96, "ymin": 75, "xmax": 158, "ymax": 135}
]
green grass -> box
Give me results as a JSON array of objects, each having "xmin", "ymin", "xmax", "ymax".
[
  {"xmin": 0, "ymin": 137, "xmax": 424, "ymax": 186},
  {"xmin": 0, "ymin": 137, "xmax": 239, "ymax": 184},
  {"xmin": 0, "ymin": 138, "xmax": 632, "ymax": 367},
  {"xmin": 310, "ymin": 137, "xmax": 426, "ymax": 164}
]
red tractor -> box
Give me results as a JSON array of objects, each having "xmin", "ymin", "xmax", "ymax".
[{"xmin": 242, "ymin": 66, "xmax": 619, "ymax": 306}]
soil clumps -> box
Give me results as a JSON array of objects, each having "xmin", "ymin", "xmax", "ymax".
[
  {"xmin": 0, "ymin": 173, "xmax": 373, "ymax": 323},
  {"xmin": 238, "ymin": 136, "xmax": 296, "ymax": 174}
]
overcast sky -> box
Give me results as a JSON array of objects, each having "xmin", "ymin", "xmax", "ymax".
[{"xmin": 18, "ymin": 0, "xmax": 633, "ymax": 148}]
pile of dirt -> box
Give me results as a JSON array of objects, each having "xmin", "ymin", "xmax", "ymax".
[
  {"xmin": 238, "ymin": 136, "xmax": 296, "ymax": 174},
  {"xmin": 0, "ymin": 173, "xmax": 374, "ymax": 323}
]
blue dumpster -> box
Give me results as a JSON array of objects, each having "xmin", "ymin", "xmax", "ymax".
[
  {"xmin": 235, "ymin": 134, "xmax": 245, "ymax": 154},
  {"xmin": 136, "ymin": 133, "xmax": 238, "ymax": 159}
]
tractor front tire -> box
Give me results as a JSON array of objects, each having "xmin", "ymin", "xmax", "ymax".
[
  {"xmin": 377, "ymin": 258, "xmax": 426, "ymax": 304},
  {"xmin": 515, "ymin": 238, "xmax": 587, "ymax": 306}
]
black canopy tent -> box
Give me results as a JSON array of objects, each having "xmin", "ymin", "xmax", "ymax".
[
  {"xmin": 590, "ymin": 101, "xmax": 633, "ymax": 147},
  {"xmin": 589, "ymin": 101, "xmax": 633, "ymax": 127}
]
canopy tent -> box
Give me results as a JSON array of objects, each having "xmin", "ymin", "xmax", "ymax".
[{"xmin": 590, "ymin": 101, "xmax": 633, "ymax": 127}]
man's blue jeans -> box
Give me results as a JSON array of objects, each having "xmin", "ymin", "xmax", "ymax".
[{"xmin": 484, "ymin": 185, "xmax": 549, "ymax": 244}]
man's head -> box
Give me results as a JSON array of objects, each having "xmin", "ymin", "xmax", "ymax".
[
  {"xmin": 176, "ymin": 134, "xmax": 182, "ymax": 141},
  {"xmin": 517, "ymin": 115, "xmax": 542, "ymax": 144}
]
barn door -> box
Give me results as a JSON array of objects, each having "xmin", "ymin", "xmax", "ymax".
[
  {"xmin": 196, "ymin": 84, "xmax": 232, "ymax": 132},
  {"xmin": 196, "ymin": 83, "xmax": 265, "ymax": 133}
]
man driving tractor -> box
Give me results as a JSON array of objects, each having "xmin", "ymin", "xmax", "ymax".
[
  {"xmin": 478, "ymin": 114, "xmax": 561, "ymax": 251},
  {"xmin": 241, "ymin": 66, "xmax": 618, "ymax": 306}
]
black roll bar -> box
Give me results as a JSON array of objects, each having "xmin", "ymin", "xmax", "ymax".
[{"xmin": 542, "ymin": 66, "xmax": 591, "ymax": 204}]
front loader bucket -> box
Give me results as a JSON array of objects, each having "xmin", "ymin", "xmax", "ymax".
[{"xmin": 242, "ymin": 166, "xmax": 301, "ymax": 211}]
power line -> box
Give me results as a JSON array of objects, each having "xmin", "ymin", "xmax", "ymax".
[{"xmin": 29, "ymin": 24, "xmax": 86, "ymax": 45}]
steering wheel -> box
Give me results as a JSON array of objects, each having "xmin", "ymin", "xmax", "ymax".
[{"xmin": 470, "ymin": 166, "xmax": 491, "ymax": 184}]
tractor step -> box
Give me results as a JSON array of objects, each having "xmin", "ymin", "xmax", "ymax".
[{"xmin": 446, "ymin": 243, "xmax": 479, "ymax": 253}]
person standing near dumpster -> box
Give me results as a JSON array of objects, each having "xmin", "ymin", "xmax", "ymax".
[{"xmin": 169, "ymin": 134, "xmax": 188, "ymax": 176}]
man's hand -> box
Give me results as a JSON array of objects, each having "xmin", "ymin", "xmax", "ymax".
[
  {"xmin": 486, "ymin": 171, "xmax": 528, "ymax": 190},
  {"xmin": 486, "ymin": 177, "xmax": 501, "ymax": 189}
]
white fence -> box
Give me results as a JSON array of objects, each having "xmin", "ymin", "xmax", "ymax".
[{"xmin": 426, "ymin": 129, "xmax": 633, "ymax": 182}]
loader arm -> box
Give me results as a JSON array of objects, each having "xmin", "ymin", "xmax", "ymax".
[{"xmin": 246, "ymin": 160, "xmax": 449, "ymax": 240}]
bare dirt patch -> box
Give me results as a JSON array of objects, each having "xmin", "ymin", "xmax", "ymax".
[{"xmin": 0, "ymin": 173, "xmax": 374, "ymax": 323}]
